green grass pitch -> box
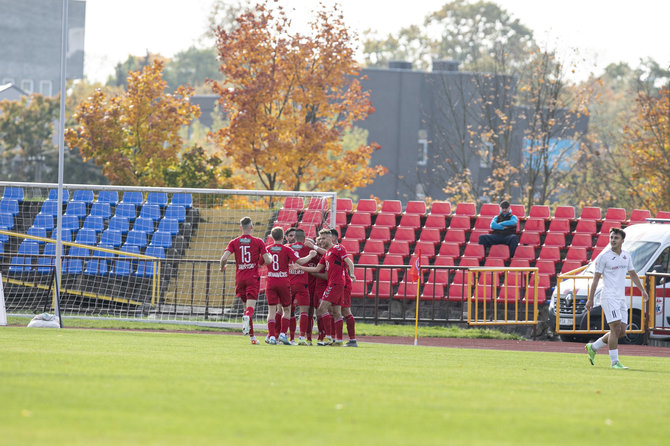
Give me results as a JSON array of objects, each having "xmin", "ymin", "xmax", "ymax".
[{"xmin": 1, "ymin": 327, "xmax": 669, "ymax": 445}]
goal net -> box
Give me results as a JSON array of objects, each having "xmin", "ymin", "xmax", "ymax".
[{"xmin": 0, "ymin": 182, "xmax": 336, "ymax": 327}]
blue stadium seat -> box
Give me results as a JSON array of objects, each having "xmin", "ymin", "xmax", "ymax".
[
  {"xmin": 48, "ymin": 188, "xmax": 69, "ymax": 203},
  {"xmin": 135, "ymin": 245, "xmax": 165, "ymax": 277},
  {"xmin": 27, "ymin": 226, "xmax": 47, "ymax": 242},
  {"xmin": 120, "ymin": 191, "xmax": 144, "ymax": 208},
  {"xmin": 85, "ymin": 244, "xmax": 115, "ymax": 276},
  {"xmin": 115, "ymin": 202, "xmax": 137, "ymax": 221},
  {"xmin": 146, "ymin": 192, "xmax": 168, "ymax": 208},
  {"xmin": 0, "ymin": 212, "xmax": 15, "ymax": 230},
  {"xmin": 90, "ymin": 202, "xmax": 112, "ymax": 220},
  {"xmin": 66, "ymin": 246, "xmax": 89, "ymax": 275},
  {"xmin": 96, "ymin": 190, "xmax": 119, "ymax": 207},
  {"xmin": 40, "ymin": 199, "xmax": 60, "ymax": 216},
  {"xmin": 100, "ymin": 229, "xmax": 122, "ymax": 248},
  {"xmin": 125, "ymin": 229, "xmax": 148, "ymax": 248},
  {"xmin": 37, "ymin": 243, "xmax": 69, "ymax": 274},
  {"xmin": 113, "ymin": 244, "xmax": 140, "ymax": 276},
  {"xmin": 33, "ymin": 213, "xmax": 55, "ymax": 231},
  {"xmin": 139, "ymin": 204, "xmax": 161, "ymax": 222},
  {"xmin": 0, "ymin": 199, "xmax": 19, "ymax": 216},
  {"xmin": 62, "ymin": 214, "xmax": 81, "ymax": 231},
  {"xmin": 171, "ymin": 193, "xmax": 192, "ymax": 209},
  {"xmin": 75, "ymin": 228, "xmax": 97, "ymax": 245},
  {"xmin": 149, "ymin": 230, "xmax": 172, "ymax": 249},
  {"xmin": 108, "ymin": 215, "xmax": 130, "ymax": 235},
  {"xmin": 132, "ymin": 216, "xmax": 155, "ymax": 234},
  {"xmin": 82, "ymin": 215, "xmax": 105, "ymax": 233},
  {"xmin": 51, "ymin": 228, "xmax": 73, "ymax": 242},
  {"xmin": 165, "ymin": 204, "xmax": 186, "ymax": 223},
  {"xmin": 71, "ymin": 189, "xmax": 95, "ymax": 205},
  {"xmin": 157, "ymin": 217, "xmax": 179, "ymax": 236},
  {"xmin": 2, "ymin": 187, "xmax": 24, "ymax": 203},
  {"xmin": 64, "ymin": 201, "xmax": 87, "ymax": 220},
  {"xmin": 9, "ymin": 240, "xmax": 39, "ymax": 273}
]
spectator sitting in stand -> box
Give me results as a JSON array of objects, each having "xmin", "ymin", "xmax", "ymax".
[{"xmin": 478, "ymin": 200, "xmax": 519, "ymax": 256}]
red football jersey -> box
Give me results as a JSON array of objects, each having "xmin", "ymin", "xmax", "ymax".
[
  {"xmin": 319, "ymin": 244, "xmax": 349, "ymax": 286},
  {"xmin": 266, "ymin": 243, "xmax": 300, "ymax": 286},
  {"xmin": 287, "ymin": 242, "xmax": 312, "ymax": 286},
  {"xmin": 225, "ymin": 235, "xmax": 268, "ymax": 280}
]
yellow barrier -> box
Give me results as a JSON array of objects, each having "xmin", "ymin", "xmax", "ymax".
[
  {"xmin": 466, "ymin": 267, "xmax": 540, "ymax": 326},
  {"xmin": 554, "ymin": 266, "xmax": 648, "ymax": 337}
]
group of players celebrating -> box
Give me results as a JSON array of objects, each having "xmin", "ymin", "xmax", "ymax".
[{"xmin": 220, "ymin": 216, "xmax": 358, "ymax": 347}]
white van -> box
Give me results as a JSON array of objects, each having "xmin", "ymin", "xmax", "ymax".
[{"xmin": 548, "ymin": 222, "xmax": 670, "ymax": 344}]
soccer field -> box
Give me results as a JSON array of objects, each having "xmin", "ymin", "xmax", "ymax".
[{"xmin": 1, "ymin": 328, "xmax": 669, "ymax": 445}]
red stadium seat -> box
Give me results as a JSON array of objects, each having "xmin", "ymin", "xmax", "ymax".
[
  {"xmin": 297, "ymin": 223, "xmax": 317, "ymax": 239},
  {"xmin": 487, "ymin": 244, "xmax": 510, "ymax": 262},
  {"xmin": 483, "ymin": 258, "xmax": 505, "ymax": 268},
  {"xmin": 511, "ymin": 204, "xmax": 526, "ymax": 220},
  {"xmin": 598, "ymin": 220, "xmax": 621, "ymax": 235},
  {"xmin": 349, "ymin": 212, "xmax": 372, "ymax": 228},
  {"xmin": 418, "ymin": 227, "xmax": 442, "ymax": 244},
  {"xmin": 434, "ymin": 255, "xmax": 455, "ymax": 267},
  {"xmin": 656, "ymin": 210, "xmax": 670, "ymax": 219},
  {"xmin": 371, "ymin": 281, "xmax": 394, "ymax": 299},
  {"xmin": 426, "ymin": 266, "xmax": 450, "ymax": 285},
  {"xmin": 454, "ymin": 202, "xmax": 477, "ymax": 216},
  {"xmin": 448, "ymin": 215, "xmax": 472, "ymax": 231},
  {"xmin": 479, "ymin": 203, "xmax": 499, "ymax": 217},
  {"xmin": 523, "ymin": 285, "xmax": 547, "ymax": 304},
  {"xmin": 429, "ymin": 201, "xmax": 451, "ymax": 216},
  {"xmin": 357, "ymin": 253, "xmax": 379, "ymax": 266},
  {"xmin": 473, "ymin": 216, "xmax": 492, "ymax": 230},
  {"xmin": 542, "ymin": 232, "xmax": 566, "ymax": 248},
  {"xmin": 350, "ymin": 280, "xmax": 370, "ymax": 298},
  {"xmin": 387, "ymin": 240, "xmax": 410, "ymax": 258},
  {"xmin": 498, "ymin": 285, "xmax": 522, "ymax": 302},
  {"xmin": 424, "ymin": 214, "xmax": 446, "ymax": 229},
  {"xmin": 395, "ymin": 281, "xmax": 419, "ymax": 300},
  {"xmin": 340, "ymin": 239, "xmax": 360, "ymax": 257},
  {"xmin": 380, "ymin": 254, "xmax": 403, "ymax": 285},
  {"xmin": 463, "ymin": 243, "xmax": 485, "ymax": 262},
  {"xmin": 628, "ymin": 209, "xmax": 651, "ymax": 225},
  {"xmin": 546, "ymin": 218, "xmax": 571, "ymax": 235},
  {"xmin": 553, "ymin": 206, "xmax": 576, "ymax": 221},
  {"xmin": 276, "ymin": 209, "xmax": 298, "ymax": 225},
  {"xmin": 565, "ymin": 246, "xmax": 588, "ymax": 264},
  {"xmin": 307, "ymin": 197, "xmax": 328, "ymax": 210},
  {"xmin": 574, "ymin": 219, "xmax": 597, "ymax": 236},
  {"xmin": 368, "ymin": 226, "xmax": 391, "ymax": 242},
  {"xmin": 355, "ymin": 199, "xmax": 378, "ymax": 214},
  {"xmin": 569, "ymin": 233, "xmax": 594, "ymax": 250},
  {"xmin": 522, "ymin": 218, "xmax": 546, "ymax": 234},
  {"xmin": 604, "ymin": 207, "xmax": 626, "ymax": 223},
  {"xmin": 420, "ymin": 282, "xmax": 445, "ymax": 301},
  {"xmin": 404, "ymin": 201, "xmax": 427, "ymax": 216},
  {"xmin": 508, "ymin": 259, "xmax": 530, "ymax": 268},
  {"xmin": 301, "ymin": 209, "xmax": 324, "ymax": 226},
  {"xmin": 329, "ymin": 211, "xmax": 348, "ymax": 227},
  {"xmin": 336, "ymin": 198, "xmax": 353, "ymax": 214},
  {"xmin": 413, "ymin": 241, "xmax": 437, "ymax": 260},
  {"xmin": 438, "ymin": 242, "xmax": 461, "ymax": 260},
  {"xmin": 512, "ymin": 245, "xmax": 536, "ymax": 262},
  {"xmin": 380, "ymin": 200, "xmax": 403, "ymax": 216},
  {"xmin": 282, "ymin": 197, "xmax": 304, "ymax": 210},
  {"xmin": 535, "ymin": 260, "xmax": 556, "ymax": 277},
  {"xmin": 538, "ymin": 246, "xmax": 561, "ymax": 263},
  {"xmin": 394, "ymin": 227, "xmax": 417, "ymax": 242},
  {"xmin": 595, "ymin": 233, "xmax": 610, "ymax": 248},
  {"xmin": 519, "ymin": 231, "xmax": 541, "ymax": 248},
  {"xmin": 560, "ymin": 260, "xmax": 583, "ymax": 274},
  {"xmin": 353, "ymin": 266, "xmax": 374, "ymax": 283},
  {"xmin": 579, "ymin": 206, "xmax": 602, "ymax": 221},
  {"xmin": 444, "ymin": 229, "xmax": 466, "ymax": 246},
  {"xmin": 342, "ymin": 225, "xmax": 366, "ymax": 242},
  {"xmin": 374, "ymin": 212, "xmax": 397, "ymax": 228},
  {"xmin": 398, "ymin": 213, "xmax": 421, "ymax": 230},
  {"xmin": 529, "ymin": 205, "xmax": 551, "ymax": 220},
  {"xmin": 447, "ymin": 284, "xmax": 469, "ymax": 302},
  {"xmin": 361, "ymin": 239, "xmax": 385, "ymax": 257},
  {"xmin": 469, "ymin": 229, "xmax": 489, "ymax": 244},
  {"xmin": 591, "ymin": 247, "xmax": 604, "ymax": 259}
]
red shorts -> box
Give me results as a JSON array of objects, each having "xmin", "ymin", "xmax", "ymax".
[
  {"xmin": 291, "ymin": 283, "xmax": 311, "ymax": 307},
  {"xmin": 322, "ymin": 283, "xmax": 344, "ymax": 306},
  {"xmin": 266, "ymin": 282, "xmax": 292, "ymax": 307},
  {"xmin": 235, "ymin": 276, "xmax": 260, "ymax": 302},
  {"xmin": 342, "ymin": 283, "xmax": 352, "ymax": 308}
]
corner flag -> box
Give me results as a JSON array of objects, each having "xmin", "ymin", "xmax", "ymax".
[{"xmin": 409, "ymin": 248, "xmax": 422, "ymax": 281}]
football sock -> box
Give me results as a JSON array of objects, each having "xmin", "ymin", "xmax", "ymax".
[
  {"xmin": 317, "ymin": 314, "xmax": 327, "ymax": 340},
  {"xmin": 267, "ymin": 320, "xmax": 276, "ymax": 340},
  {"xmin": 334, "ymin": 318, "xmax": 343, "ymax": 341},
  {"xmin": 243, "ymin": 306, "xmax": 255, "ymax": 318},
  {"xmin": 274, "ymin": 312, "xmax": 282, "ymax": 337},
  {"xmin": 290, "ymin": 316, "xmax": 296, "ymax": 340},
  {"xmin": 345, "ymin": 314, "xmax": 356, "ymax": 340},
  {"xmin": 609, "ymin": 348, "xmax": 619, "ymax": 365},
  {"xmin": 592, "ymin": 337, "xmax": 606, "ymax": 351},
  {"xmin": 281, "ymin": 316, "xmax": 290, "ymax": 336},
  {"xmin": 299, "ymin": 312, "xmax": 309, "ymax": 338},
  {"xmin": 325, "ymin": 313, "xmax": 334, "ymax": 337}
]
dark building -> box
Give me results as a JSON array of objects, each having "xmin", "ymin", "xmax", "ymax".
[
  {"xmin": 356, "ymin": 61, "xmax": 588, "ymax": 202},
  {"xmin": 0, "ymin": 0, "xmax": 86, "ymax": 96}
]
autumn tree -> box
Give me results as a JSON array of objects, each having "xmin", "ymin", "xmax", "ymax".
[
  {"xmin": 208, "ymin": 1, "xmax": 386, "ymax": 192},
  {"xmin": 65, "ymin": 60, "xmax": 204, "ymax": 186},
  {"xmin": 0, "ymin": 94, "xmax": 59, "ymax": 182}
]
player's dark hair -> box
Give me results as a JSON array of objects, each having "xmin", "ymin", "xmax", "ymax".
[
  {"xmin": 610, "ymin": 227, "xmax": 626, "ymax": 240},
  {"xmin": 294, "ymin": 228, "xmax": 305, "ymax": 241},
  {"xmin": 271, "ymin": 226, "xmax": 284, "ymax": 241},
  {"xmin": 240, "ymin": 216, "xmax": 253, "ymax": 229}
]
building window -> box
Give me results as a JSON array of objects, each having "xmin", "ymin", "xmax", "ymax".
[
  {"xmin": 417, "ymin": 138, "xmax": 428, "ymax": 166},
  {"xmin": 40, "ymin": 80, "xmax": 53, "ymax": 97},
  {"xmin": 21, "ymin": 79, "xmax": 34, "ymax": 94}
]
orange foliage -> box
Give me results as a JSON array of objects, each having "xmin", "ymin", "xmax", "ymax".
[{"xmin": 208, "ymin": 1, "xmax": 386, "ymax": 192}]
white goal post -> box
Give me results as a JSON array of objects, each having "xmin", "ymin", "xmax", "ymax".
[{"xmin": 0, "ymin": 181, "xmax": 337, "ymax": 327}]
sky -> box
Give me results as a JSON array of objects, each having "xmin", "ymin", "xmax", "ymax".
[{"xmin": 84, "ymin": 0, "xmax": 670, "ymax": 83}]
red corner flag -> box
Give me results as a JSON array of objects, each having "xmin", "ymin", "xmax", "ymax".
[{"xmin": 409, "ymin": 248, "xmax": 422, "ymax": 281}]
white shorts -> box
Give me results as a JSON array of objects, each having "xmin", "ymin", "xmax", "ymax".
[{"xmin": 601, "ymin": 298, "xmax": 628, "ymax": 325}]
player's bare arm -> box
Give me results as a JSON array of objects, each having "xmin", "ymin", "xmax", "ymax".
[
  {"xmin": 220, "ymin": 251, "xmax": 232, "ymax": 272},
  {"xmin": 585, "ymin": 272, "xmax": 601, "ymax": 312},
  {"xmin": 629, "ymin": 270, "xmax": 649, "ymax": 302},
  {"xmin": 345, "ymin": 257, "xmax": 356, "ymax": 282}
]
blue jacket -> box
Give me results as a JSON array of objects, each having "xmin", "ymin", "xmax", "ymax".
[{"xmin": 490, "ymin": 212, "xmax": 518, "ymax": 235}]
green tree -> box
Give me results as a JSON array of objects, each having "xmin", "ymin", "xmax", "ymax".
[{"xmin": 163, "ymin": 46, "xmax": 222, "ymax": 92}]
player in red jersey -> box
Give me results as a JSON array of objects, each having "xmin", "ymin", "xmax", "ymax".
[
  {"xmin": 220, "ymin": 216, "xmax": 271, "ymax": 345},
  {"xmin": 265, "ymin": 226, "xmax": 316, "ymax": 345},
  {"xmin": 333, "ymin": 229, "xmax": 358, "ymax": 347},
  {"xmin": 295, "ymin": 228, "xmax": 355, "ymax": 346},
  {"xmin": 286, "ymin": 228, "xmax": 316, "ymax": 345},
  {"xmin": 304, "ymin": 234, "xmax": 328, "ymax": 344}
]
